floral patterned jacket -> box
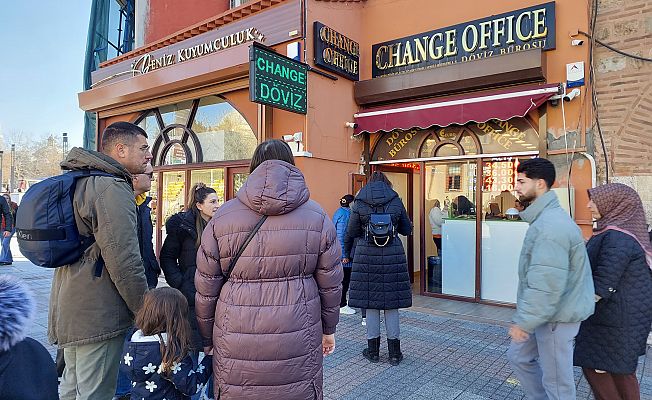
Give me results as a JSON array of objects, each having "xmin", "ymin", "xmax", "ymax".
[{"xmin": 120, "ymin": 329, "xmax": 212, "ymax": 400}]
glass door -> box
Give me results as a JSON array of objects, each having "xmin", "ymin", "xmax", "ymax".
[
  {"xmin": 228, "ymin": 167, "xmax": 250, "ymax": 199},
  {"xmin": 190, "ymin": 169, "xmax": 226, "ymax": 204},
  {"xmin": 424, "ymin": 160, "xmax": 477, "ymax": 297},
  {"xmin": 160, "ymin": 171, "xmax": 186, "ymax": 245},
  {"xmin": 382, "ymin": 169, "xmax": 414, "ymax": 282}
]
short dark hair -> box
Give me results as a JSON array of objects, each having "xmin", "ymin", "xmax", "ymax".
[
  {"xmin": 368, "ymin": 171, "xmax": 392, "ymax": 188},
  {"xmin": 249, "ymin": 139, "xmax": 295, "ymax": 173},
  {"xmin": 101, "ymin": 122, "xmax": 148, "ymax": 153},
  {"xmin": 517, "ymin": 158, "xmax": 556, "ymax": 189}
]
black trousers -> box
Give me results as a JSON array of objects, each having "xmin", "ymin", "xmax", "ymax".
[{"xmin": 340, "ymin": 267, "xmax": 352, "ymax": 307}]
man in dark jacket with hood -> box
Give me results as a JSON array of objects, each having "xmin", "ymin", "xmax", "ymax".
[
  {"xmin": 50, "ymin": 122, "xmax": 152, "ymax": 400},
  {"xmin": 133, "ymin": 163, "xmax": 160, "ymax": 289},
  {"xmin": 0, "ymin": 275, "xmax": 59, "ymax": 399}
]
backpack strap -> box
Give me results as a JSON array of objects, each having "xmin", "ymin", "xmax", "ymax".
[{"xmin": 224, "ymin": 215, "xmax": 268, "ymax": 280}]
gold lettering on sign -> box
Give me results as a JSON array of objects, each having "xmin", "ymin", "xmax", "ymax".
[
  {"xmin": 132, "ymin": 27, "xmax": 265, "ymax": 76},
  {"xmin": 373, "ymin": 5, "xmax": 551, "ymax": 76},
  {"xmin": 386, "ymin": 130, "xmax": 416, "ymax": 158}
]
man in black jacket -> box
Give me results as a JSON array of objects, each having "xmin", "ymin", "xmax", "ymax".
[
  {"xmin": 0, "ymin": 194, "xmax": 14, "ymax": 266},
  {"xmin": 132, "ymin": 163, "xmax": 160, "ymax": 289}
]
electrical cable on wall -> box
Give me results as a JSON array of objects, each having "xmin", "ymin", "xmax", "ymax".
[{"xmin": 588, "ymin": 0, "xmax": 610, "ymax": 183}]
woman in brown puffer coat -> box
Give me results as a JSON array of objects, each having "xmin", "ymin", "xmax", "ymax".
[{"xmin": 195, "ymin": 139, "xmax": 343, "ymax": 400}]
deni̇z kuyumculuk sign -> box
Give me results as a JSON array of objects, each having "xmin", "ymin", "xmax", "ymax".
[
  {"xmin": 250, "ymin": 42, "xmax": 308, "ymax": 114},
  {"xmin": 372, "ymin": 2, "xmax": 556, "ymax": 78}
]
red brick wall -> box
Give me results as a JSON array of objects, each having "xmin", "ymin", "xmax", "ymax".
[
  {"xmin": 144, "ymin": 0, "xmax": 230, "ymax": 44},
  {"xmin": 593, "ymin": 0, "xmax": 652, "ymax": 178}
]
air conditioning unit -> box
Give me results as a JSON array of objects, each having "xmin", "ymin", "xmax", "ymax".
[{"xmin": 230, "ymin": 0, "xmax": 251, "ymax": 8}]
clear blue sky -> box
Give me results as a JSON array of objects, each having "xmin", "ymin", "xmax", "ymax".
[{"xmin": 0, "ymin": 1, "xmax": 90, "ymax": 148}]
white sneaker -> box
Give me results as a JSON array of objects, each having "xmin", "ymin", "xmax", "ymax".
[
  {"xmin": 340, "ymin": 306, "xmax": 356, "ymax": 315},
  {"xmin": 361, "ymin": 317, "xmax": 366, "ymax": 326}
]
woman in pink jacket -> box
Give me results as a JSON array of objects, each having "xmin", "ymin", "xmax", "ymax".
[{"xmin": 195, "ymin": 139, "xmax": 343, "ymax": 400}]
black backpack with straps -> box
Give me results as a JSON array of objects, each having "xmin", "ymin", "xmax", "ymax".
[{"xmin": 364, "ymin": 202, "xmax": 395, "ymax": 247}]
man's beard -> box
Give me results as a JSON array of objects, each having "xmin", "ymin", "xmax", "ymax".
[{"xmin": 518, "ymin": 191, "xmax": 536, "ymax": 204}]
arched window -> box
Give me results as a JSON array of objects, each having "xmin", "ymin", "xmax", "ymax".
[{"xmin": 135, "ymin": 95, "xmax": 257, "ymax": 166}]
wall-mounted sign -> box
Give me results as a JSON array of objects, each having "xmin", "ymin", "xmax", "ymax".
[
  {"xmin": 372, "ymin": 2, "xmax": 555, "ymax": 78},
  {"xmin": 249, "ymin": 42, "xmax": 308, "ymax": 114},
  {"xmin": 566, "ymin": 61, "xmax": 585, "ymax": 88},
  {"xmin": 132, "ymin": 28, "xmax": 265, "ymax": 76},
  {"xmin": 313, "ymin": 22, "xmax": 359, "ymax": 81}
]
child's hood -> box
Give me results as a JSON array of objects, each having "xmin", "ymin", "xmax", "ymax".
[
  {"xmin": 0, "ymin": 275, "xmax": 34, "ymax": 352},
  {"xmin": 123, "ymin": 330, "xmax": 167, "ymax": 383}
]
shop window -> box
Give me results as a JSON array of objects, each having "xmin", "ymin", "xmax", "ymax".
[
  {"xmin": 446, "ymin": 165, "xmax": 462, "ymax": 191},
  {"xmin": 192, "ymin": 97, "xmax": 258, "ymax": 162},
  {"xmin": 417, "ymin": 127, "xmax": 479, "ymax": 159},
  {"xmin": 160, "ymin": 101, "xmax": 194, "ymax": 127},
  {"xmin": 164, "ymin": 143, "xmax": 187, "ymax": 165},
  {"xmin": 467, "ymin": 119, "xmax": 539, "ymax": 154},
  {"xmin": 135, "ymin": 95, "xmax": 256, "ymax": 166},
  {"xmin": 436, "ymin": 144, "xmax": 460, "ymax": 157}
]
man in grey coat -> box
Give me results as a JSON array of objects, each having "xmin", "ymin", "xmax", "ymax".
[
  {"xmin": 507, "ymin": 158, "xmax": 594, "ymax": 400},
  {"xmin": 50, "ymin": 122, "xmax": 152, "ymax": 400}
]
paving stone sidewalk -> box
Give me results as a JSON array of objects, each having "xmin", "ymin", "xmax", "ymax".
[{"xmin": 2, "ymin": 253, "xmax": 651, "ymax": 399}]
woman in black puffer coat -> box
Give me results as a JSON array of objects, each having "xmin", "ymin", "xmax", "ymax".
[
  {"xmin": 343, "ymin": 171, "xmax": 412, "ymax": 366},
  {"xmin": 160, "ymin": 183, "xmax": 219, "ymax": 349},
  {"xmin": 574, "ymin": 183, "xmax": 652, "ymax": 400}
]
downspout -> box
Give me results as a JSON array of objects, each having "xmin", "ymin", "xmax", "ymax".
[{"xmin": 580, "ymin": 152, "xmax": 597, "ymax": 188}]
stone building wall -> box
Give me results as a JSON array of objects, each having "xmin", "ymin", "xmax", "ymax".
[{"xmin": 593, "ymin": 0, "xmax": 652, "ymax": 220}]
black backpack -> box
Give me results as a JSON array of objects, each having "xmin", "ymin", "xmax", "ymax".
[
  {"xmin": 365, "ymin": 203, "xmax": 395, "ymax": 247},
  {"xmin": 16, "ymin": 169, "xmax": 113, "ymax": 276}
]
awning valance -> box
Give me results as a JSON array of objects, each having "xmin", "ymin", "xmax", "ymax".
[{"xmin": 354, "ymin": 83, "xmax": 561, "ymax": 134}]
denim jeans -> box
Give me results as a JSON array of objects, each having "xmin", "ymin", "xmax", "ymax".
[
  {"xmin": 366, "ymin": 309, "xmax": 400, "ymax": 339},
  {"xmin": 0, "ymin": 229, "xmax": 14, "ymax": 263},
  {"xmin": 507, "ymin": 322, "xmax": 580, "ymax": 400}
]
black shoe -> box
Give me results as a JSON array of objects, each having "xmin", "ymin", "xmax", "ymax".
[
  {"xmin": 387, "ymin": 338, "xmax": 403, "ymax": 366},
  {"xmin": 362, "ymin": 337, "xmax": 380, "ymax": 363},
  {"xmin": 0, "ymin": 262, "xmax": 12, "ymax": 266}
]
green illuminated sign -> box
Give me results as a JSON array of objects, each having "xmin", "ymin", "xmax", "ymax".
[{"xmin": 249, "ymin": 42, "xmax": 308, "ymax": 114}]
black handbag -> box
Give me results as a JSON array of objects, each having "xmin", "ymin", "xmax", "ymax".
[{"xmin": 223, "ymin": 215, "xmax": 267, "ymax": 280}]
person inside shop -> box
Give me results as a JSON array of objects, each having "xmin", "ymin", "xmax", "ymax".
[
  {"xmin": 428, "ymin": 199, "xmax": 444, "ymax": 254},
  {"xmin": 452, "ymin": 195, "xmax": 475, "ymax": 217}
]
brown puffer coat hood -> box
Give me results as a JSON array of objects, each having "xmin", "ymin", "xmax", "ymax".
[{"xmin": 195, "ymin": 160, "xmax": 343, "ymax": 400}]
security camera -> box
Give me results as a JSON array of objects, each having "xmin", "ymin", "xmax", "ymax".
[
  {"xmin": 563, "ymin": 88, "xmax": 581, "ymax": 102},
  {"xmin": 571, "ymin": 39, "xmax": 584, "ymax": 46},
  {"xmin": 282, "ymin": 134, "xmax": 294, "ymax": 142},
  {"xmin": 345, "ymin": 122, "xmax": 358, "ymax": 129}
]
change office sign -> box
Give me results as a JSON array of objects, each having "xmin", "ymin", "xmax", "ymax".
[
  {"xmin": 250, "ymin": 42, "xmax": 308, "ymax": 114},
  {"xmin": 372, "ymin": 2, "xmax": 556, "ymax": 78}
]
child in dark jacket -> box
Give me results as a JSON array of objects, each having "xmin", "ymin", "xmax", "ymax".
[
  {"xmin": 120, "ymin": 287, "xmax": 212, "ymax": 400},
  {"xmin": 0, "ymin": 275, "xmax": 59, "ymax": 400}
]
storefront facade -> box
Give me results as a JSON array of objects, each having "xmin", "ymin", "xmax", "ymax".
[
  {"xmin": 348, "ymin": 0, "xmax": 595, "ymax": 304},
  {"xmin": 79, "ymin": 0, "xmax": 596, "ymax": 305}
]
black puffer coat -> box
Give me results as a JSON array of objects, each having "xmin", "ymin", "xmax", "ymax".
[
  {"xmin": 160, "ymin": 209, "xmax": 204, "ymax": 349},
  {"xmin": 574, "ymin": 230, "xmax": 652, "ymax": 374},
  {"xmin": 344, "ymin": 181, "xmax": 412, "ymax": 310}
]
